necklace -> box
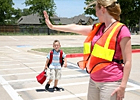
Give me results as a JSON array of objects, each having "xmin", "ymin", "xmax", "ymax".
[{"xmin": 104, "ymin": 20, "xmax": 116, "ymax": 33}]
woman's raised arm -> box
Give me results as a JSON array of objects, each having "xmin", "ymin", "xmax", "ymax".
[{"xmin": 43, "ymin": 11, "xmax": 93, "ymax": 36}]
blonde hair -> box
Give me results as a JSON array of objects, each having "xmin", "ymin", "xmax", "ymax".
[
  {"xmin": 87, "ymin": 0, "xmax": 121, "ymax": 21},
  {"xmin": 97, "ymin": 0, "xmax": 121, "ymax": 21},
  {"xmin": 53, "ymin": 40, "xmax": 60, "ymax": 45}
]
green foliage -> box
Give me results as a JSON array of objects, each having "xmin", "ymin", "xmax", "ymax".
[
  {"xmin": 84, "ymin": 0, "xmax": 140, "ymax": 28},
  {"xmin": 22, "ymin": 9, "xmax": 32, "ymax": 16},
  {"xmin": 84, "ymin": 0, "xmax": 96, "ymax": 16},
  {"xmin": 132, "ymin": 45, "xmax": 140, "ymax": 49},
  {"xmin": 25, "ymin": 0, "xmax": 56, "ymax": 24},
  {"xmin": 31, "ymin": 45, "xmax": 140, "ymax": 54},
  {"xmin": 0, "ymin": 0, "xmax": 15, "ymax": 25},
  {"xmin": 118, "ymin": 0, "xmax": 140, "ymax": 27},
  {"xmin": 32, "ymin": 47, "xmax": 83, "ymax": 54}
]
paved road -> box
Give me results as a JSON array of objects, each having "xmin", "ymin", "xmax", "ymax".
[{"xmin": 0, "ymin": 35, "xmax": 140, "ymax": 100}]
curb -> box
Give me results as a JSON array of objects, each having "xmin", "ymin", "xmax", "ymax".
[
  {"xmin": 28, "ymin": 49, "xmax": 140, "ymax": 58},
  {"xmin": 132, "ymin": 49, "xmax": 140, "ymax": 53},
  {"xmin": 66, "ymin": 53, "xmax": 83, "ymax": 58},
  {"xmin": 66, "ymin": 49, "xmax": 140, "ymax": 58}
]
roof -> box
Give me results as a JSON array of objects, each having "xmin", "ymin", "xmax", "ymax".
[
  {"xmin": 53, "ymin": 18, "xmax": 73, "ymax": 25},
  {"xmin": 17, "ymin": 14, "xmax": 42, "ymax": 25},
  {"xmin": 17, "ymin": 13, "xmax": 95, "ymax": 25},
  {"xmin": 52, "ymin": 14, "xmax": 94, "ymax": 25},
  {"xmin": 71, "ymin": 14, "xmax": 92, "ymax": 24}
]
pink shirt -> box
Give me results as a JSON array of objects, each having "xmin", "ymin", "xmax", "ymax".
[{"xmin": 90, "ymin": 23, "xmax": 131, "ymax": 82}]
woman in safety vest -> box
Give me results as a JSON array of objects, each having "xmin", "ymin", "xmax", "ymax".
[{"xmin": 43, "ymin": 0, "xmax": 132, "ymax": 100}]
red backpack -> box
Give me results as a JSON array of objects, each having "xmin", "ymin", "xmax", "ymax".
[{"xmin": 47, "ymin": 49, "xmax": 64, "ymax": 67}]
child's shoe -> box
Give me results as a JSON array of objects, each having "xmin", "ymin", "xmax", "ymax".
[
  {"xmin": 53, "ymin": 86, "xmax": 60, "ymax": 91},
  {"xmin": 45, "ymin": 84, "xmax": 50, "ymax": 90}
]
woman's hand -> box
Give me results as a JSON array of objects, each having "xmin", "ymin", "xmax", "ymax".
[
  {"xmin": 43, "ymin": 11, "xmax": 53, "ymax": 29},
  {"xmin": 111, "ymin": 86, "xmax": 125, "ymax": 100}
]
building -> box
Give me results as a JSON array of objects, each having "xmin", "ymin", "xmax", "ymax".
[{"xmin": 17, "ymin": 13, "xmax": 96, "ymax": 33}]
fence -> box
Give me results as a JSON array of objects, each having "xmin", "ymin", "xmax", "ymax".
[
  {"xmin": 0, "ymin": 25, "xmax": 20, "ymax": 33},
  {"xmin": 0, "ymin": 25, "xmax": 58, "ymax": 35}
]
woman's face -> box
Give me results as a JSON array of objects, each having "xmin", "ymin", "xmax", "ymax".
[{"xmin": 95, "ymin": 3, "xmax": 104, "ymax": 22}]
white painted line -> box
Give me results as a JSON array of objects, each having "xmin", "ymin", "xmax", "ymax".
[
  {"xmin": 0, "ymin": 60, "xmax": 14, "ymax": 62},
  {"xmin": 8, "ymin": 78, "xmax": 35, "ymax": 83},
  {"xmin": 5, "ymin": 46, "xmax": 20, "ymax": 52},
  {"xmin": 0, "ymin": 76, "xmax": 23, "ymax": 100},
  {"xmin": 0, "ymin": 62, "xmax": 80, "ymax": 71},
  {"xmin": 1, "ymin": 72, "xmax": 39, "ymax": 76},
  {"xmin": 1, "ymin": 69, "xmax": 82, "ymax": 76},
  {"xmin": 7, "ymin": 74, "xmax": 89, "ymax": 83},
  {"xmin": 126, "ymin": 82, "xmax": 140, "ymax": 91},
  {"xmin": 68, "ymin": 63, "xmax": 79, "ymax": 68},
  {"xmin": 34, "ymin": 93, "xmax": 86, "ymax": 100},
  {"xmin": 16, "ymin": 81, "xmax": 88, "ymax": 92},
  {"xmin": 59, "ymin": 81, "xmax": 88, "ymax": 87},
  {"xmin": 0, "ymin": 62, "xmax": 44, "ymax": 67},
  {"xmin": 0, "ymin": 66, "xmax": 41, "ymax": 71},
  {"xmin": 126, "ymin": 87, "xmax": 140, "ymax": 91},
  {"xmin": 62, "ymin": 74, "xmax": 89, "ymax": 78},
  {"xmin": 0, "ymin": 57, "xmax": 11, "ymax": 59},
  {"xmin": 127, "ymin": 81, "xmax": 140, "ymax": 87},
  {"xmin": 0, "ymin": 64, "xmax": 20, "ymax": 66},
  {"xmin": 14, "ymin": 79, "xmax": 140, "ymax": 92},
  {"xmin": 62, "ymin": 68, "xmax": 83, "ymax": 72},
  {"xmin": 0, "ymin": 66, "xmax": 80, "ymax": 72},
  {"xmin": 23, "ymin": 62, "xmax": 45, "ymax": 65},
  {"xmin": 9, "ymin": 36, "xmax": 18, "ymax": 41}
]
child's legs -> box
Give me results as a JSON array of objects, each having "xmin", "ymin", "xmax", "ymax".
[
  {"xmin": 99, "ymin": 81, "xmax": 121, "ymax": 100},
  {"xmin": 48, "ymin": 69, "xmax": 54, "ymax": 84},
  {"xmin": 87, "ymin": 78, "xmax": 100, "ymax": 100},
  {"xmin": 54, "ymin": 69, "xmax": 61, "ymax": 87}
]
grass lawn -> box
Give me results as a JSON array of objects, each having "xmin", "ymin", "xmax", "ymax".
[
  {"xmin": 31, "ymin": 45, "xmax": 140, "ymax": 54},
  {"xmin": 32, "ymin": 47, "xmax": 83, "ymax": 54}
]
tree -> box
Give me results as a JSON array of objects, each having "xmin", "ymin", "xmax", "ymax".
[
  {"xmin": 22, "ymin": 8, "xmax": 32, "ymax": 16},
  {"xmin": 0, "ymin": 0, "xmax": 15, "ymax": 25},
  {"xmin": 25, "ymin": 0, "xmax": 56, "ymax": 23},
  {"xmin": 25, "ymin": 0, "xmax": 56, "ymax": 35},
  {"xmin": 84, "ymin": 0, "xmax": 140, "ymax": 31},
  {"xmin": 118, "ymin": 0, "xmax": 140, "ymax": 32},
  {"xmin": 13, "ymin": 9, "xmax": 22, "ymax": 20}
]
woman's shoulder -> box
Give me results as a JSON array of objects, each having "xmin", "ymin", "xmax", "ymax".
[
  {"xmin": 120, "ymin": 25, "xmax": 131, "ymax": 37},
  {"xmin": 117, "ymin": 25, "xmax": 131, "ymax": 42}
]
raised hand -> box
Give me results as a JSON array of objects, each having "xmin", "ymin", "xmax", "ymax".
[{"xmin": 43, "ymin": 11, "xmax": 53, "ymax": 29}]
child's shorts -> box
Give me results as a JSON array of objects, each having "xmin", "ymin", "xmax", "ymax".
[{"xmin": 49, "ymin": 69, "xmax": 61, "ymax": 80}]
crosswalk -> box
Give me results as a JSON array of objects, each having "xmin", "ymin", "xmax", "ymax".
[
  {"xmin": 1, "ymin": 46, "xmax": 140, "ymax": 100},
  {"xmin": 0, "ymin": 48, "xmax": 89, "ymax": 100}
]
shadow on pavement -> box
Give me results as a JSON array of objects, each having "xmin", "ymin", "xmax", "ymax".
[{"xmin": 36, "ymin": 87, "xmax": 64, "ymax": 93}]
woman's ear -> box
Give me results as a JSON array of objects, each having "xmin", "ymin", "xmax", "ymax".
[{"xmin": 101, "ymin": 6, "xmax": 106, "ymax": 14}]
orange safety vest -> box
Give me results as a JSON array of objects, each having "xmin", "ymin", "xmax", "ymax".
[{"xmin": 78, "ymin": 22, "xmax": 124, "ymax": 74}]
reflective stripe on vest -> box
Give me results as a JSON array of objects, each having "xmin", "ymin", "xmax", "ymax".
[
  {"xmin": 78, "ymin": 22, "xmax": 124, "ymax": 73},
  {"xmin": 77, "ymin": 23, "xmax": 102, "ymax": 69},
  {"xmin": 92, "ymin": 23, "xmax": 123, "ymax": 61}
]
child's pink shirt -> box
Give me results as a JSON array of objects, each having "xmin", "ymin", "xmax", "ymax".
[{"xmin": 90, "ymin": 23, "xmax": 131, "ymax": 82}]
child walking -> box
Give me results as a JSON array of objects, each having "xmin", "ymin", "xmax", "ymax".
[{"xmin": 44, "ymin": 40, "xmax": 67, "ymax": 91}]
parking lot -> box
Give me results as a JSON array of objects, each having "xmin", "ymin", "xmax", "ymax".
[{"xmin": 0, "ymin": 35, "xmax": 140, "ymax": 100}]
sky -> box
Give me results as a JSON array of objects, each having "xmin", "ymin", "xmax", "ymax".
[{"xmin": 12, "ymin": 0, "xmax": 88, "ymax": 18}]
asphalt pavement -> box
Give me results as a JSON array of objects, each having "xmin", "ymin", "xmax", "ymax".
[{"xmin": 0, "ymin": 35, "xmax": 140, "ymax": 100}]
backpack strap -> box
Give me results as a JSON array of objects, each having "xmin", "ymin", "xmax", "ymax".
[
  {"xmin": 49, "ymin": 49, "xmax": 54, "ymax": 64},
  {"xmin": 59, "ymin": 50, "xmax": 63, "ymax": 66},
  {"xmin": 48, "ymin": 49, "xmax": 64, "ymax": 67}
]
